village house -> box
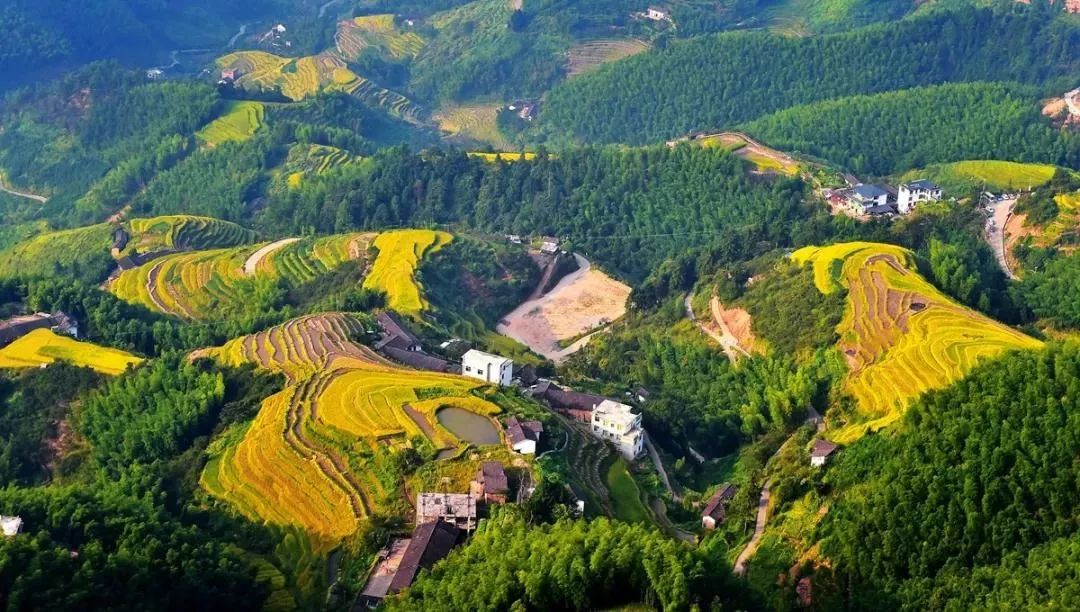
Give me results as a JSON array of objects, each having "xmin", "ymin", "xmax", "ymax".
[
  {"xmin": 845, "ymin": 184, "xmax": 892, "ymax": 216},
  {"xmin": 416, "ymin": 492, "xmax": 477, "ymax": 531},
  {"xmin": 220, "ymin": 68, "xmax": 241, "ymax": 82},
  {"xmin": 896, "ymin": 179, "xmax": 942, "ymax": 214},
  {"xmin": 382, "ymin": 346, "xmax": 455, "ymax": 374},
  {"xmin": 461, "ymin": 349, "xmax": 513, "ymax": 386},
  {"xmin": 701, "ymin": 483, "xmax": 737, "ymax": 530},
  {"xmin": 646, "ymin": 6, "xmax": 671, "ymax": 21},
  {"xmin": 810, "ymin": 439, "xmax": 838, "ymax": 467},
  {"xmin": 470, "ymin": 461, "xmax": 509, "ymax": 504},
  {"xmin": 539, "ymin": 236, "xmax": 560, "ymax": 255},
  {"xmin": 591, "ymin": 399, "xmax": 645, "ymax": 460},
  {"xmin": 505, "ymin": 415, "xmax": 543, "ymax": 455},
  {"xmin": 375, "ymin": 311, "xmax": 422, "ymax": 352},
  {"xmin": 527, "ymin": 380, "xmax": 606, "ymax": 423},
  {"xmin": 1, "ymin": 516, "xmax": 22, "ymax": 537},
  {"xmin": 357, "ymin": 519, "xmax": 461, "ymax": 607}
]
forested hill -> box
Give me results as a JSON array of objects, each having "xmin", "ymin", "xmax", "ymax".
[{"xmin": 538, "ymin": 5, "xmax": 1079, "ymax": 144}]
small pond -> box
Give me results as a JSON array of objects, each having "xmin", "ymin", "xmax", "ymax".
[{"xmin": 436, "ymin": 407, "xmax": 501, "ymax": 446}]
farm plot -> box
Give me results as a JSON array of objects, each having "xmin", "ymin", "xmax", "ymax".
[
  {"xmin": 692, "ymin": 132, "xmax": 800, "ymax": 176},
  {"xmin": 196, "ymin": 101, "xmax": 265, "ymax": 146},
  {"xmin": 566, "ymin": 39, "xmax": 649, "ymax": 77},
  {"xmin": 433, "ymin": 104, "xmax": 510, "ymax": 149},
  {"xmin": 900, "ymin": 160, "xmax": 1059, "ymax": 194},
  {"xmin": 198, "ymin": 313, "xmax": 503, "ymax": 541},
  {"xmin": 363, "ymin": 229, "xmax": 452, "ymax": 316},
  {"xmin": 122, "ymin": 215, "xmax": 258, "ymax": 255},
  {"xmin": 0, "ymin": 223, "xmax": 113, "ymax": 279},
  {"xmin": 335, "ymin": 14, "xmax": 425, "ymax": 61},
  {"xmin": 793, "ymin": 242, "xmax": 1042, "ymax": 442},
  {"xmin": 110, "ymin": 233, "xmax": 373, "ymax": 319},
  {"xmin": 281, "ymin": 144, "xmax": 360, "ymax": 189},
  {"xmin": 0, "ymin": 329, "xmax": 141, "ymax": 375}
]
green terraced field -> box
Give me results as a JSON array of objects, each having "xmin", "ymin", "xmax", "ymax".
[
  {"xmin": 123, "ymin": 215, "xmax": 258, "ymax": 255},
  {"xmin": 793, "ymin": 242, "xmax": 1043, "ymax": 442},
  {"xmin": 335, "ymin": 14, "xmax": 425, "ymax": 61},
  {"xmin": 0, "ymin": 223, "xmax": 113, "ymax": 278},
  {"xmin": 196, "ymin": 101, "xmax": 265, "ymax": 146}
]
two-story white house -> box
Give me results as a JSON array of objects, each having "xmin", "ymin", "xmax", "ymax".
[
  {"xmin": 591, "ymin": 400, "xmax": 645, "ymax": 460},
  {"xmin": 845, "ymin": 184, "xmax": 891, "ymax": 216},
  {"xmin": 461, "ymin": 349, "xmax": 513, "ymax": 386},
  {"xmin": 896, "ymin": 179, "xmax": 942, "ymax": 214}
]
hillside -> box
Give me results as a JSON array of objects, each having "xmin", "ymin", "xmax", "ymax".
[
  {"xmin": 792, "ymin": 242, "xmax": 1043, "ymax": 441},
  {"xmin": 363, "ymin": 229, "xmax": 452, "ymax": 315},
  {"xmin": 899, "ymin": 160, "xmax": 1060, "ymax": 194},
  {"xmin": 0, "ymin": 328, "xmax": 142, "ymax": 375}
]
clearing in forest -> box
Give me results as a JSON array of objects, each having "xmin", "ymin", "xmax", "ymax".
[
  {"xmin": 362, "ymin": 229, "xmax": 452, "ymax": 316},
  {"xmin": 197, "ymin": 313, "xmax": 506, "ymax": 544},
  {"xmin": 793, "ymin": 242, "xmax": 1042, "ymax": 442},
  {"xmin": 497, "ymin": 254, "xmax": 630, "ymax": 363},
  {"xmin": 0, "ymin": 329, "xmax": 141, "ymax": 375},
  {"xmin": 196, "ymin": 101, "xmax": 265, "ymax": 146},
  {"xmin": 566, "ymin": 39, "xmax": 649, "ymax": 77},
  {"xmin": 692, "ymin": 132, "xmax": 800, "ymax": 176},
  {"xmin": 899, "ymin": 160, "xmax": 1058, "ymax": 194}
]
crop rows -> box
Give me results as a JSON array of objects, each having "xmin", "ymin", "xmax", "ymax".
[
  {"xmin": 793, "ymin": 242, "xmax": 1042, "ymax": 435},
  {"xmin": 335, "ymin": 15, "xmax": 425, "ymax": 61},
  {"xmin": 0, "ymin": 223, "xmax": 113, "ymax": 279},
  {"xmin": 363, "ymin": 229, "xmax": 451, "ymax": 316},
  {"xmin": 433, "ymin": 104, "xmax": 508, "ymax": 149},
  {"xmin": 0, "ymin": 328, "xmax": 142, "ymax": 375},
  {"xmin": 198, "ymin": 312, "xmax": 500, "ymax": 539},
  {"xmin": 566, "ymin": 39, "xmax": 649, "ymax": 77},
  {"xmin": 196, "ymin": 101, "xmax": 265, "ymax": 146},
  {"xmin": 125, "ymin": 215, "xmax": 257, "ymax": 254}
]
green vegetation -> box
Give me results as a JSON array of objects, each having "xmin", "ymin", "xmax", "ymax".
[
  {"xmin": 540, "ymin": 7, "xmax": 1077, "ymax": 144},
  {"xmin": 735, "ymin": 261, "xmax": 846, "ymax": 354},
  {"xmin": 899, "ymin": 160, "xmax": 1059, "ymax": 194},
  {"xmin": 196, "ymin": 101, "xmax": 265, "ymax": 146},
  {"xmin": 605, "ymin": 458, "xmax": 650, "ymax": 524}
]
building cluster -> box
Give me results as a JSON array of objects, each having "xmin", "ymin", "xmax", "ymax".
[
  {"xmin": 828, "ymin": 179, "xmax": 943, "ymax": 217},
  {"xmin": 526, "ymin": 380, "xmax": 647, "ymax": 460},
  {"xmin": 0, "ymin": 311, "xmax": 77, "ymax": 347}
]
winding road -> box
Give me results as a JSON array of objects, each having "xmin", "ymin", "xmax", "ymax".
[
  {"xmin": 243, "ymin": 237, "xmax": 300, "ymax": 276},
  {"xmin": 0, "ymin": 176, "xmax": 47, "ymax": 203},
  {"xmin": 733, "ymin": 479, "xmax": 772, "ymax": 576},
  {"xmin": 684, "ymin": 294, "xmax": 744, "ymax": 362},
  {"xmin": 985, "ymin": 197, "xmax": 1018, "ymax": 280}
]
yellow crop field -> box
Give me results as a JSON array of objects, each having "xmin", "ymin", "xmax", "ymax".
[
  {"xmin": 197, "ymin": 313, "xmax": 503, "ymax": 541},
  {"xmin": 0, "ymin": 329, "xmax": 142, "ymax": 375},
  {"xmin": 335, "ymin": 14, "xmax": 425, "ymax": 61},
  {"xmin": 110, "ymin": 233, "xmax": 372, "ymax": 319},
  {"xmin": 467, "ymin": 152, "xmax": 538, "ymax": 162},
  {"xmin": 1040, "ymin": 192, "xmax": 1080, "ymax": 248},
  {"xmin": 793, "ymin": 242, "xmax": 1043, "ymax": 442},
  {"xmin": 363, "ymin": 229, "xmax": 452, "ymax": 315},
  {"xmin": 434, "ymin": 104, "xmax": 509, "ymax": 149},
  {"xmin": 900, "ymin": 160, "xmax": 1059, "ymax": 194},
  {"xmin": 196, "ymin": 101, "xmax": 265, "ymax": 146}
]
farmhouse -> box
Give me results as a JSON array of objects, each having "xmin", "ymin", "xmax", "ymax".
[
  {"xmin": 646, "ymin": 6, "xmax": 671, "ymax": 21},
  {"xmin": 0, "ymin": 515, "xmax": 22, "ymax": 537},
  {"xmin": 417, "ymin": 492, "xmax": 477, "ymax": 531},
  {"xmin": 220, "ymin": 68, "xmax": 241, "ymax": 82},
  {"xmin": 527, "ymin": 379, "xmax": 606, "ymax": 422},
  {"xmin": 701, "ymin": 483, "xmax": 737, "ymax": 530},
  {"xmin": 0, "ymin": 312, "xmax": 78, "ymax": 346},
  {"xmin": 357, "ymin": 519, "xmax": 461, "ymax": 607},
  {"xmin": 461, "ymin": 349, "xmax": 513, "ymax": 386},
  {"xmin": 470, "ymin": 461, "xmax": 509, "ymax": 504},
  {"xmin": 591, "ymin": 399, "xmax": 645, "ymax": 460},
  {"xmin": 810, "ymin": 439, "xmax": 838, "ymax": 467},
  {"xmin": 382, "ymin": 346, "xmax": 455, "ymax": 373},
  {"xmin": 897, "ymin": 179, "xmax": 942, "ymax": 214},
  {"xmin": 539, "ymin": 236, "xmax": 560, "ymax": 255},
  {"xmin": 505, "ymin": 415, "xmax": 543, "ymax": 454},
  {"xmin": 845, "ymin": 184, "xmax": 892, "ymax": 216},
  {"xmin": 375, "ymin": 311, "xmax": 422, "ymax": 352}
]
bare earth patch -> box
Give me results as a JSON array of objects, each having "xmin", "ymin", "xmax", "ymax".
[
  {"xmin": 712, "ymin": 299, "xmax": 762, "ymax": 355},
  {"xmin": 498, "ymin": 254, "xmax": 630, "ymax": 363}
]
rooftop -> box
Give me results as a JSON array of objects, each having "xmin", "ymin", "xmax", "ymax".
[
  {"xmin": 462, "ymin": 349, "xmax": 512, "ymax": 367},
  {"xmin": 594, "ymin": 399, "xmax": 640, "ymax": 428},
  {"xmin": 851, "ymin": 184, "xmax": 888, "ymax": 199},
  {"xmin": 417, "ymin": 493, "xmax": 477, "ymax": 520},
  {"xmin": 0, "ymin": 515, "xmax": 22, "ymax": 537},
  {"xmin": 376, "ymin": 311, "xmax": 420, "ymax": 347},
  {"xmin": 811, "ymin": 439, "xmax": 838, "ymax": 458},
  {"xmin": 903, "ymin": 179, "xmax": 940, "ymax": 191},
  {"xmin": 477, "ymin": 461, "xmax": 508, "ymax": 493},
  {"xmin": 388, "ymin": 520, "xmax": 460, "ymax": 594},
  {"xmin": 382, "ymin": 346, "xmax": 451, "ymax": 373},
  {"xmin": 506, "ymin": 416, "xmax": 543, "ymax": 445}
]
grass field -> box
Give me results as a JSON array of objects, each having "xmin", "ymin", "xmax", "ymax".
[
  {"xmin": 433, "ymin": 104, "xmax": 509, "ymax": 149},
  {"xmin": 110, "ymin": 233, "xmax": 372, "ymax": 319},
  {"xmin": 196, "ymin": 101, "xmax": 265, "ymax": 146},
  {"xmin": 605, "ymin": 457, "xmax": 650, "ymax": 525},
  {"xmin": 0, "ymin": 223, "xmax": 113, "ymax": 278},
  {"xmin": 566, "ymin": 39, "xmax": 649, "ymax": 77},
  {"xmin": 0, "ymin": 329, "xmax": 141, "ymax": 375},
  {"xmin": 363, "ymin": 229, "xmax": 452, "ymax": 316},
  {"xmin": 793, "ymin": 242, "xmax": 1043, "ymax": 442},
  {"xmin": 335, "ymin": 14, "xmax": 425, "ymax": 61},
  {"xmin": 198, "ymin": 312, "xmax": 505, "ymax": 542},
  {"xmin": 900, "ymin": 160, "xmax": 1059, "ymax": 194}
]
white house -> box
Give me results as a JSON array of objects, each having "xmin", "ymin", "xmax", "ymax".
[
  {"xmin": 1, "ymin": 516, "xmax": 22, "ymax": 537},
  {"xmin": 646, "ymin": 6, "xmax": 670, "ymax": 21},
  {"xmin": 810, "ymin": 439, "xmax": 838, "ymax": 467},
  {"xmin": 461, "ymin": 349, "xmax": 513, "ymax": 386},
  {"xmin": 846, "ymin": 184, "xmax": 891, "ymax": 215},
  {"xmin": 591, "ymin": 399, "xmax": 645, "ymax": 460},
  {"xmin": 896, "ymin": 179, "xmax": 942, "ymax": 214},
  {"xmin": 505, "ymin": 416, "xmax": 543, "ymax": 454}
]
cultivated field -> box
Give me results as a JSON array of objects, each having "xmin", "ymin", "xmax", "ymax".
[
  {"xmin": 467, "ymin": 152, "xmax": 538, "ymax": 162},
  {"xmin": 0, "ymin": 223, "xmax": 113, "ymax": 278},
  {"xmin": 566, "ymin": 39, "xmax": 649, "ymax": 77},
  {"xmin": 196, "ymin": 101, "xmax": 265, "ymax": 146},
  {"xmin": 498, "ymin": 254, "xmax": 631, "ymax": 363},
  {"xmin": 122, "ymin": 215, "xmax": 258, "ymax": 255},
  {"xmin": 281, "ymin": 143, "xmax": 360, "ymax": 189},
  {"xmin": 363, "ymin": 229, "xmax": 452, "ymax": 316},
  {"xmin": 793, "ymin": 242, "xmax": 1043, "ymax": 442},
  {"xmin": 110, "ymin": 233, "xmax": 373, "ymax": 319},
  {"xmin": 335, "ymin": 14, "xmax": 425, "ymax": 61},
  {"xmin": 433, "ymin": 104, "xmax": 509, "ymax": 149},
  {"xmin": 198, "ymin": 313, "xmax": 503, "ymax": 542},
  {"xmin": 0, "ymin": 329, "xmax": 142, "ymax": 375},
  {"xmin": 1039, "ymin": 192, "xmax": 1080, "ymax": 250},
  {"xmin": 900, "ymin": 160, "xmax": 1058, "ymax": 194},
  {"xmin": 693, "ymin": 132, "xmax": 800, "ymax": 176}
]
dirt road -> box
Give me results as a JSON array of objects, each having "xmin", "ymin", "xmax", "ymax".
[
  {"xmin": 243, "ymin": 238, "xmax": 299, "ymax": 275},
  {"xmin": 645, "ymin": 437, "xmax": 679, "ymax": 502},
  {"xmin": 985, "ymin": 198, "xmax": 1018, "ymax": 280},
  {"xmin": 685, "ymin": 294, "xmax": 742, "ymax": 362},
  {"xmin": 0, "ymin": 176, "xmax": 46, "ymax": 203},
  {"xmin": 734, "ymin": 479, "xmax": 772, "ymax": 576}
]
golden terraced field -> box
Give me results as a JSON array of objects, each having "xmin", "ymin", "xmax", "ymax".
[
  {"xmin": 363, "ymin": 229, "xmax": 452, "ymax": 316},
  {"xmin": 793, "ymin": 242, "xmax": 1043, "ymax": 442},
  {"xmin": 0, "ymin": 329, "xmax": 142, "ymax": 375},
  {"xmin": 335, "ymin": 14, "xmax": 425, "ymax": 61}
]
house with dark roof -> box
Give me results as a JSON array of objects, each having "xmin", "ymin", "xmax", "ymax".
[
  {"xmin": 701, "ymin": 483, "xmax": 737, "ymax": 530},
  {"xmin": 505, "ymin": 416, "xmax": 543, "ymax": 455},
  {"xmin": 469, "ymin": 461, "xmax": 509, "ymax": 504},
  {"xmin": 417, "ymin": 493, "xmax": 477, "ymax": 531},
  {"xmin": 382, "ymin": 346, "xmax": 452, "ymax": 373},
  {"xmin": 897, "ymin": 179, "xmax": 942, "ymax": 214},
  {"xmin": 810, "ymin": 439, "xmax": 838, "ymax": 467},
  {"xmin": 844, "ymin": 184, "xmax": 891, "ymax": 216},
  {"xmin": 528, "ymin": 379, "xmax": 606, "ymax": 423},
  {"xmin": 375, "ymin": 311, "xmax": 422, "ymax": 352},
  {"xmin": 387, "ymin": 520, "xmax": 460, "ymax": 594},
  {"xmin": 0, "ymin": 312, "xmax": 77, "ymax": 346}
]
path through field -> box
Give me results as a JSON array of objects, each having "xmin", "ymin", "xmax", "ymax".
[
  {"xmin": 228, "ymin": 24, "xmax": 248, "ymax": 48},
  {"xmin": 498, "ymin": 254, "xmax": 630, "ymax": 363},
  {"xmin": 243, "ymin": 237, "xmax": 300, "ymax": 275},
  {"xmin": 734, "ymin": 479, "xmax": 772, "ymax": 576},
  {"xmin": 0, "ymin": 176, "xmax": 46, "ymax": 203},
  {"xmin": 645, "ymin": 437, "xmax": 679, "ymax": 502},
  {"xmin": 985, "ymin": 198, "xmax": 1018, "ymax": 280},
  {"xmin": 684, "ymin": 294, "xmax": 741, "ymax": 362}
]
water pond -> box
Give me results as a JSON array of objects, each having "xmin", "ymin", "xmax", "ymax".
[{"xmin": 436, "ymin": 407, "xmax": 501, "ymax": 446}]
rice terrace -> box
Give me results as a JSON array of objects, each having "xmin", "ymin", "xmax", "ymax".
[{"xmin": 0, "ymin": 329, "xmax": 142, "ymax": 375}]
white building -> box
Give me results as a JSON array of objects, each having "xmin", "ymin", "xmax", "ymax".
[
  {"xmin": 591, "ymin": 400, "xmax": 645, "ymax": 460},
  {"xmin": 461, "ymin": 349, "xmax": 513, "ymax": 386},
  {"xmin": 896, "ymin": 179, "xmax": 942, "ymax": 214},
  {"xmin": 1, "ymin": 516, "xmax": 22, "ymax": 537},
  {"xmin": 810, "ymin": 440, "xmax": 838, "ymax": 467},
  {"xmin": 646, "ymin": 6, "xmax": 670, "ymax": 21},
  {"xmin": 846, "ymin": 184, "xmax": 891, "ymax": 215}
]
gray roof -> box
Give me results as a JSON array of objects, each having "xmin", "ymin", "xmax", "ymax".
[
  {"xmin": 852, "ymin": 184, "xmax": 888, "ymax": 199},
  {"xmin": 902, "ymin": 179, "xmax": 940, "ymax": 191},
  {"xmin": 811, "ymin": 439, "xmax": 838, "ymax": 458}
]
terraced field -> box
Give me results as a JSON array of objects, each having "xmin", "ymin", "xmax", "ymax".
[
  {"xmin": 122, "ymin": 215, "xmax": 258, "ymax": 255},
  {"xmin": 110, "ymin": 233, "xmax": 373, "ymax": 319},
  {"xmin": 0, "ymin": 329, "xmax": 142, "ymax": 375},
  {"xmin": 566, "ymin": 39, "xmax": 649, "ymax": 77},
  {"xmin": 198, "ymin": 313, "xmax": 503, "ymax": 541},
  {"xmin": 0, "ymin": 223, "xmax": 113, "ymax": 278},
  {"xmin": 363, "ymin": 229, "xmax": 452, "ymax": 316},
  {"xmin": 900, "ymin": 160, "xmax": 1059, "ymax": 194},
  {"xmin": 196, "ymin": 101, "xmax": 265, "ymax": 146},
  {"xmin": 1039, "ymin": 192, "xmax": 1080, "ymax": 249},
  {"xmin": 793, "ymin": 242, "xmax": 1043, "ymax": 442},
  {"xmin": 335, "ymin": 14, "xmax": 425, "ymax": 61},
  {"xmin": 433, "ymin": 104, "xmax": 509, "ymax": 149}
]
